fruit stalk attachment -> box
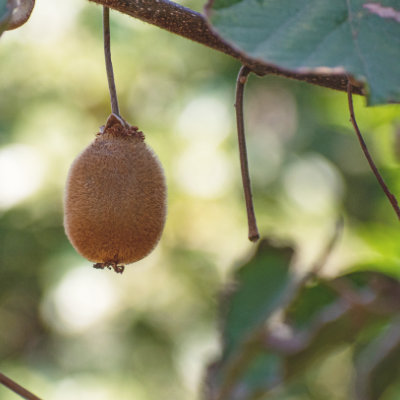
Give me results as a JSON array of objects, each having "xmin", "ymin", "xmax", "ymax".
[
  {"xmin": 347, "ymin": 80, "xmax": 400, "ymax": 220},
  {"xmin": 235, "ymin": 65, "xmax": 260, "ymax": 242},
  {"xmin": 103, "ymin": 6, "xmax": 120, "ymax": 117}
]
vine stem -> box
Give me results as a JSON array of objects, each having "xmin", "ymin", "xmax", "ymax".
[
  {"xmin": 0, "ymin": 372, "xmax": 42, "ymax": 400},
  {"xmin": 88, "ymin": 0, "xmax": 366, "ymax": 96},
  {"xmin": 347, "ymin": 80, "xmax": 400, "ymax": 220},
  {"xmin": 235, "ymin": 65, "xmax": 260, "ymax": 242},
  {"xmin": 103, "ymin": 6, "xmax": 120, "ymax": 116}
]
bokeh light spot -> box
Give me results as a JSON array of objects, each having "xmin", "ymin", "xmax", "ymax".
[
  {"xmin": 174, "ymin": 143, "xmax": 233, "ymax": 198},
  {"xmin": 282, "ymin": 154, "xmax": 344, "ymax": 215},
  {"xmin": 43, "ymin": 266, "xmax": 119, "ymax": 334},
  {"xmin": 0, "ymin": 144, "xmax": 45, "ymax": 209},
  {"xmin": 177, "ymin": 96, "xmax": 231, "ymax": 143}
]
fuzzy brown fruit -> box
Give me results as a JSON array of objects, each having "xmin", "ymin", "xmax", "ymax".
[{"xmin": 64, "ymin": 114, "xmax": 167, "ymax": 273}]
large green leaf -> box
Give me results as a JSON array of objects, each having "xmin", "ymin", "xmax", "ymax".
[{"xmin": 206, "ymin": 0, "xmax": 400, "ymax": 105}]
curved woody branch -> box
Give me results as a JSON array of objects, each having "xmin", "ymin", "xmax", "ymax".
[{"xmin": 88, "ymin": 0, "xmax": 364, "ymax": 96}]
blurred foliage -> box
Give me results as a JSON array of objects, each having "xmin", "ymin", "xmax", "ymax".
[
  {"xmin": 206, "ymin": 241, "xmax": 400, "ymax": 400},
  {"xmin": 0, "ymin": 1, "xmax": 399, "ymax": 399}
]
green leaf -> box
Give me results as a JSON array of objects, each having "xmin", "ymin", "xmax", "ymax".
[
  {"xmin": 285, "ymin": 281, "xmax": 338, "ymax": 329},
  {"xmin": 221, "ymin": 239, "xmax": 294, "ymax": 361},
  {"xmin": 240, "ymin": 352, "xmax": 282, "ymax": 390},
  {"xmin": 206, "ymin": 0, "xmax": 400, "ymax": 105},
  {"xmin": 206, "ymin": 352, "xmax": 284, "ymax": 400},
  {"xmin": 204, "ymin": 240, "xmax": 294, "ymax": 399}
]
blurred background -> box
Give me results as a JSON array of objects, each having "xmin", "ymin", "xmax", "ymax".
[{"xmin": 0, "ymin": 0, "xmax": 400, "ymax": 399}]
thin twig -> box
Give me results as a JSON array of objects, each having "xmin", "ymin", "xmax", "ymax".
[
  {"xmin": 0, "ymin": 372, "xmax": 42, "ymax": 400},
  {"xmin": 347, "ymin": 80, "xmax": 400, "ymax": 220},
  {"xmin": 103, "ymin": 6, "xmax": 120, "ymax": 116},
  {"xmin": 235, "ymin": 65, "xmax": 260, "ymax": 242}
]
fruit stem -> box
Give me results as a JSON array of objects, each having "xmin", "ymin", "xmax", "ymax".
[
  {"xmin": 235, "ymin": 65, "xmax": 260, "ymax": 242},
  {"xmin": 103, "ymin": 6, "xmax": 120, "ymax": 117},
  {"xmin": 347, "ymin": 79, "xmax": 400, "ymax": 221}
]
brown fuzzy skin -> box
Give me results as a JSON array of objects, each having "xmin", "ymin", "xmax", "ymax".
[{"xmin": 64, "ymin": 114, "xmax": 166, "ymax": 267}]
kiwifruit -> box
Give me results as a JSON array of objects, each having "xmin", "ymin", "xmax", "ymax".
[{"xmin": 64, "ymin": 113, "xmax": 167, "ymax": 273}]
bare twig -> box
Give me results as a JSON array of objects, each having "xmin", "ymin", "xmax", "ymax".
[
  {"xmin": 347, "ymin": 80, "xmax": 400, "ymax": 220},
  {"xmin": 103, "ymin": 6, "xmax": 120, "ymax": 116},
  {"xmin": 0, "ymin": 372, "xmax": 42, "ymax": 400},
  {"xmin": 88, "ymin": 0, "xmax": 365, "ymax": 95},
  {"xmin": 235, "ymin": 65, "xmax": 259, "ymax": 242}
]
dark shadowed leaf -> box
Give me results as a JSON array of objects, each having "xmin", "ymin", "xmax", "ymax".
[{"xmin": 206, "ymin": 0, "xmax": 400, "ymax": 105}]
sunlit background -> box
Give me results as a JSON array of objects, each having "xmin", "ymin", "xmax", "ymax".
[{"xmin": 1, "ymin": 0, "xmax": 400, "ymax": 399}]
